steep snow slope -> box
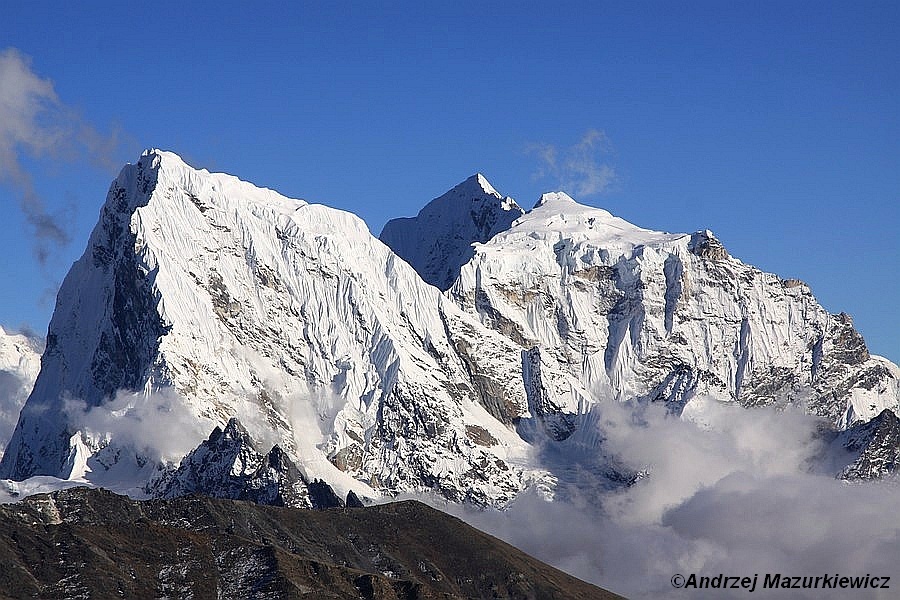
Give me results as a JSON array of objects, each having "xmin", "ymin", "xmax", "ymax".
[
  {"xmin": 0, "ymin": 151, "xmax": 537, "ymax": 506},
  {"xmin": 380, "ymin": 174, "xmax": 524, "ymax": 290},
  {"xmin": 449, "ymin": 191, "xmax": 899, "ymax": 429},
  {"xmin": 0, "ymin": 327, "xmax": 41, "ymax": 460}
]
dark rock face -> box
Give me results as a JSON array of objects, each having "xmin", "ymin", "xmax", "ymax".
[
  {"xmin": 839, "ymin": 409, "xmax": 900, "ymax": 480},
  {"xmin": 829, "ymin": 313, "xmax": 871, "ymax": 367},
  {"xmin": 518, "ymin": 347, "xmax": 577, "ymax": 442},
  {"xmin": 0, "ymin": 487, "xmax": 621, "ymax": 600},
  {"xmin": 151, "ymin": 418, "xmax": 343, "ymax": 509},
  {"xmin": 688, "ymin": 230, "xmax": 729, "ymax": 261},
  {"xmin": 346, "ymin": 489, "xmax": 365, "ymax": 508},
  {"xmin": 807, "ymin": 313, "xmax": 886, "ymax": 424},
  {"xmin": 307, "ymin": 478, "xmax": 344, "ymax": 509}
]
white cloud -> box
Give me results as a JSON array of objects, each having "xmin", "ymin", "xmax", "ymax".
[
  {"xmin": 529, "ymin": 129, "xmax": 617, "ymax": 197},
  {"xmin": 0, "ymin": 47, "xmax": 126, "ymax": 264},
  {"xmin": 64, "ymin": 388, "xmax": 213, "ymax": 464},
  {"xmin": 443, "ymin": 397, "xmax": 900, "ymax": 599}
]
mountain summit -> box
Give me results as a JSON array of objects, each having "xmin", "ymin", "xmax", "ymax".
[
  {"xmin": 2, "ymin": 151, "xmax": 898, "ymax": 508},
  {"xmin": 380, "ymin": 174, "xmax": 524, "ymax": 290},
  {"xmin": 448, "ymin": 183, "xmax": 898, "ymax": 427}
]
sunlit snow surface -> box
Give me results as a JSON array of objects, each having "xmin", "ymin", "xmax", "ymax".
[
  {"xmin": 451, "ymin": 189, "xmax": 899, "ymax": 425},
  {"xmin": 2, "ymin": 151, "xmax": 898, "ymax": 506},
  {"xmin": 0, "ymin": 326, "xmax": 41, "ymax": 462}
]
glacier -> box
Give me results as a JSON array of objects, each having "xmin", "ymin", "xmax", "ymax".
[{"xmin": 1, "ymin": 150, "xmax": 897, "ymax": 508}]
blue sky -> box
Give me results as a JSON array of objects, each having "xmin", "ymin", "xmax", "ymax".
[{"xmin": 1, "ymin": 1, "xmax": 897, "ymax": 362}]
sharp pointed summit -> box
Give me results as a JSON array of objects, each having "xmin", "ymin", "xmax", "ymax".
[
  {"xmin": 0, "ymin": 152, "xmax": 533, "ymax": 506},
  {"xmin": 379, "ymin": 174, "xmax": 524, "ymax": 290},
  {"xmin": 152, "ymin": 417, "xmax": 344, "ymax": 509},
  {"xmin": 463, "ymin": 172, "xmax": 499, "ymax": 196}
]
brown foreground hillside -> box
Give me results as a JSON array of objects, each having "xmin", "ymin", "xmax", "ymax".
[{"xmin": 0, "ymin": 487, "xmax": 623, "ymax": 599}]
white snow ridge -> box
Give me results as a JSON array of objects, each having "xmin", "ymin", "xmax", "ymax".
[{"xmin": 1, "ymin": 149, "xmax": 898, "ymax": 514}]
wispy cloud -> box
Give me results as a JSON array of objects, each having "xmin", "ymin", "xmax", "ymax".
[
  {"xmin": 529, "ymin": 129, "xmax": 617, "ymax": 198},
  {"xmin": 64, "ymin": 389, "xmax": 214, "ymax": 465},
  {"xmin": 0, "ymin": 48, "xmax": 126, "ymax": 264}
]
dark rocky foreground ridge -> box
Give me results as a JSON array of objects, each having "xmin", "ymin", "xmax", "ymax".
[{"xmin": 0, "ymin": 487, "xmax": 621, "ymax": 600}]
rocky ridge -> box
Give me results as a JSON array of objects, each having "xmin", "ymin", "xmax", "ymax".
[{"xmin": 152, "ymin": 417, "xmax": 347, "ymax": 509}]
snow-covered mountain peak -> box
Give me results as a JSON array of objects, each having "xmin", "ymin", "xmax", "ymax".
[
  {"xmin": 449, "ymin": 184, "xmax": 898, "ymax": 430},
  {"xmin": 138, "ymin": 149, "xmax": 309, "ymax": 217},
  {"xmin": 688, "ymin": 228, "xmax": 729, "ymax": 260},
  {"xmin": 472, "ymin": 172, "xmax": 499, "ymax": 196},
  {"xmin": 532, "ymin": 191, "xmax": 580, "ymax": 209},
  {"xmin": 487, "ymin": 192, "xmax": 683, "ymax": 255},
  {"xmin": 380, "ymin": 174, "xmax": 525, "ymax": 290},
  {"xmin": 150, "ymin": 417, "xmax": 346, "ymax": 509},
  {"xmin": 4, "ymin": 150, "xmax": 898, "ymax": 510},
  {"xmin": 1, "ymin": 152, "xmax": 539, "ymax": 506},
  {"xmin": 435, "ymin": 172, "xmax": 502, "ymax": 201},
  {"xmin": 211, "ymin": 417, "xmax": 255, "ymax": 449}
]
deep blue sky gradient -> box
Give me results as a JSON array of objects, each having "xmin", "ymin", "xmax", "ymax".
[{"xmin": 1, "ymin": 1, "xmax": 897, "ymax": 361}]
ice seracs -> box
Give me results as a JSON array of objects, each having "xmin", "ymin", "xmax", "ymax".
[{"xmin": 448, "ymin": 183, "xmax": 899, "ymax": 431}]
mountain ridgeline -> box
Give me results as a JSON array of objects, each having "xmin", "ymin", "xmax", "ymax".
[
  {"xmin": 1, "ymin": 150, "xmax": 897, "ymax": 507},
  {"xmin": 0, "ymin": 486, "xmax": 621, "ymax": 599}
]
